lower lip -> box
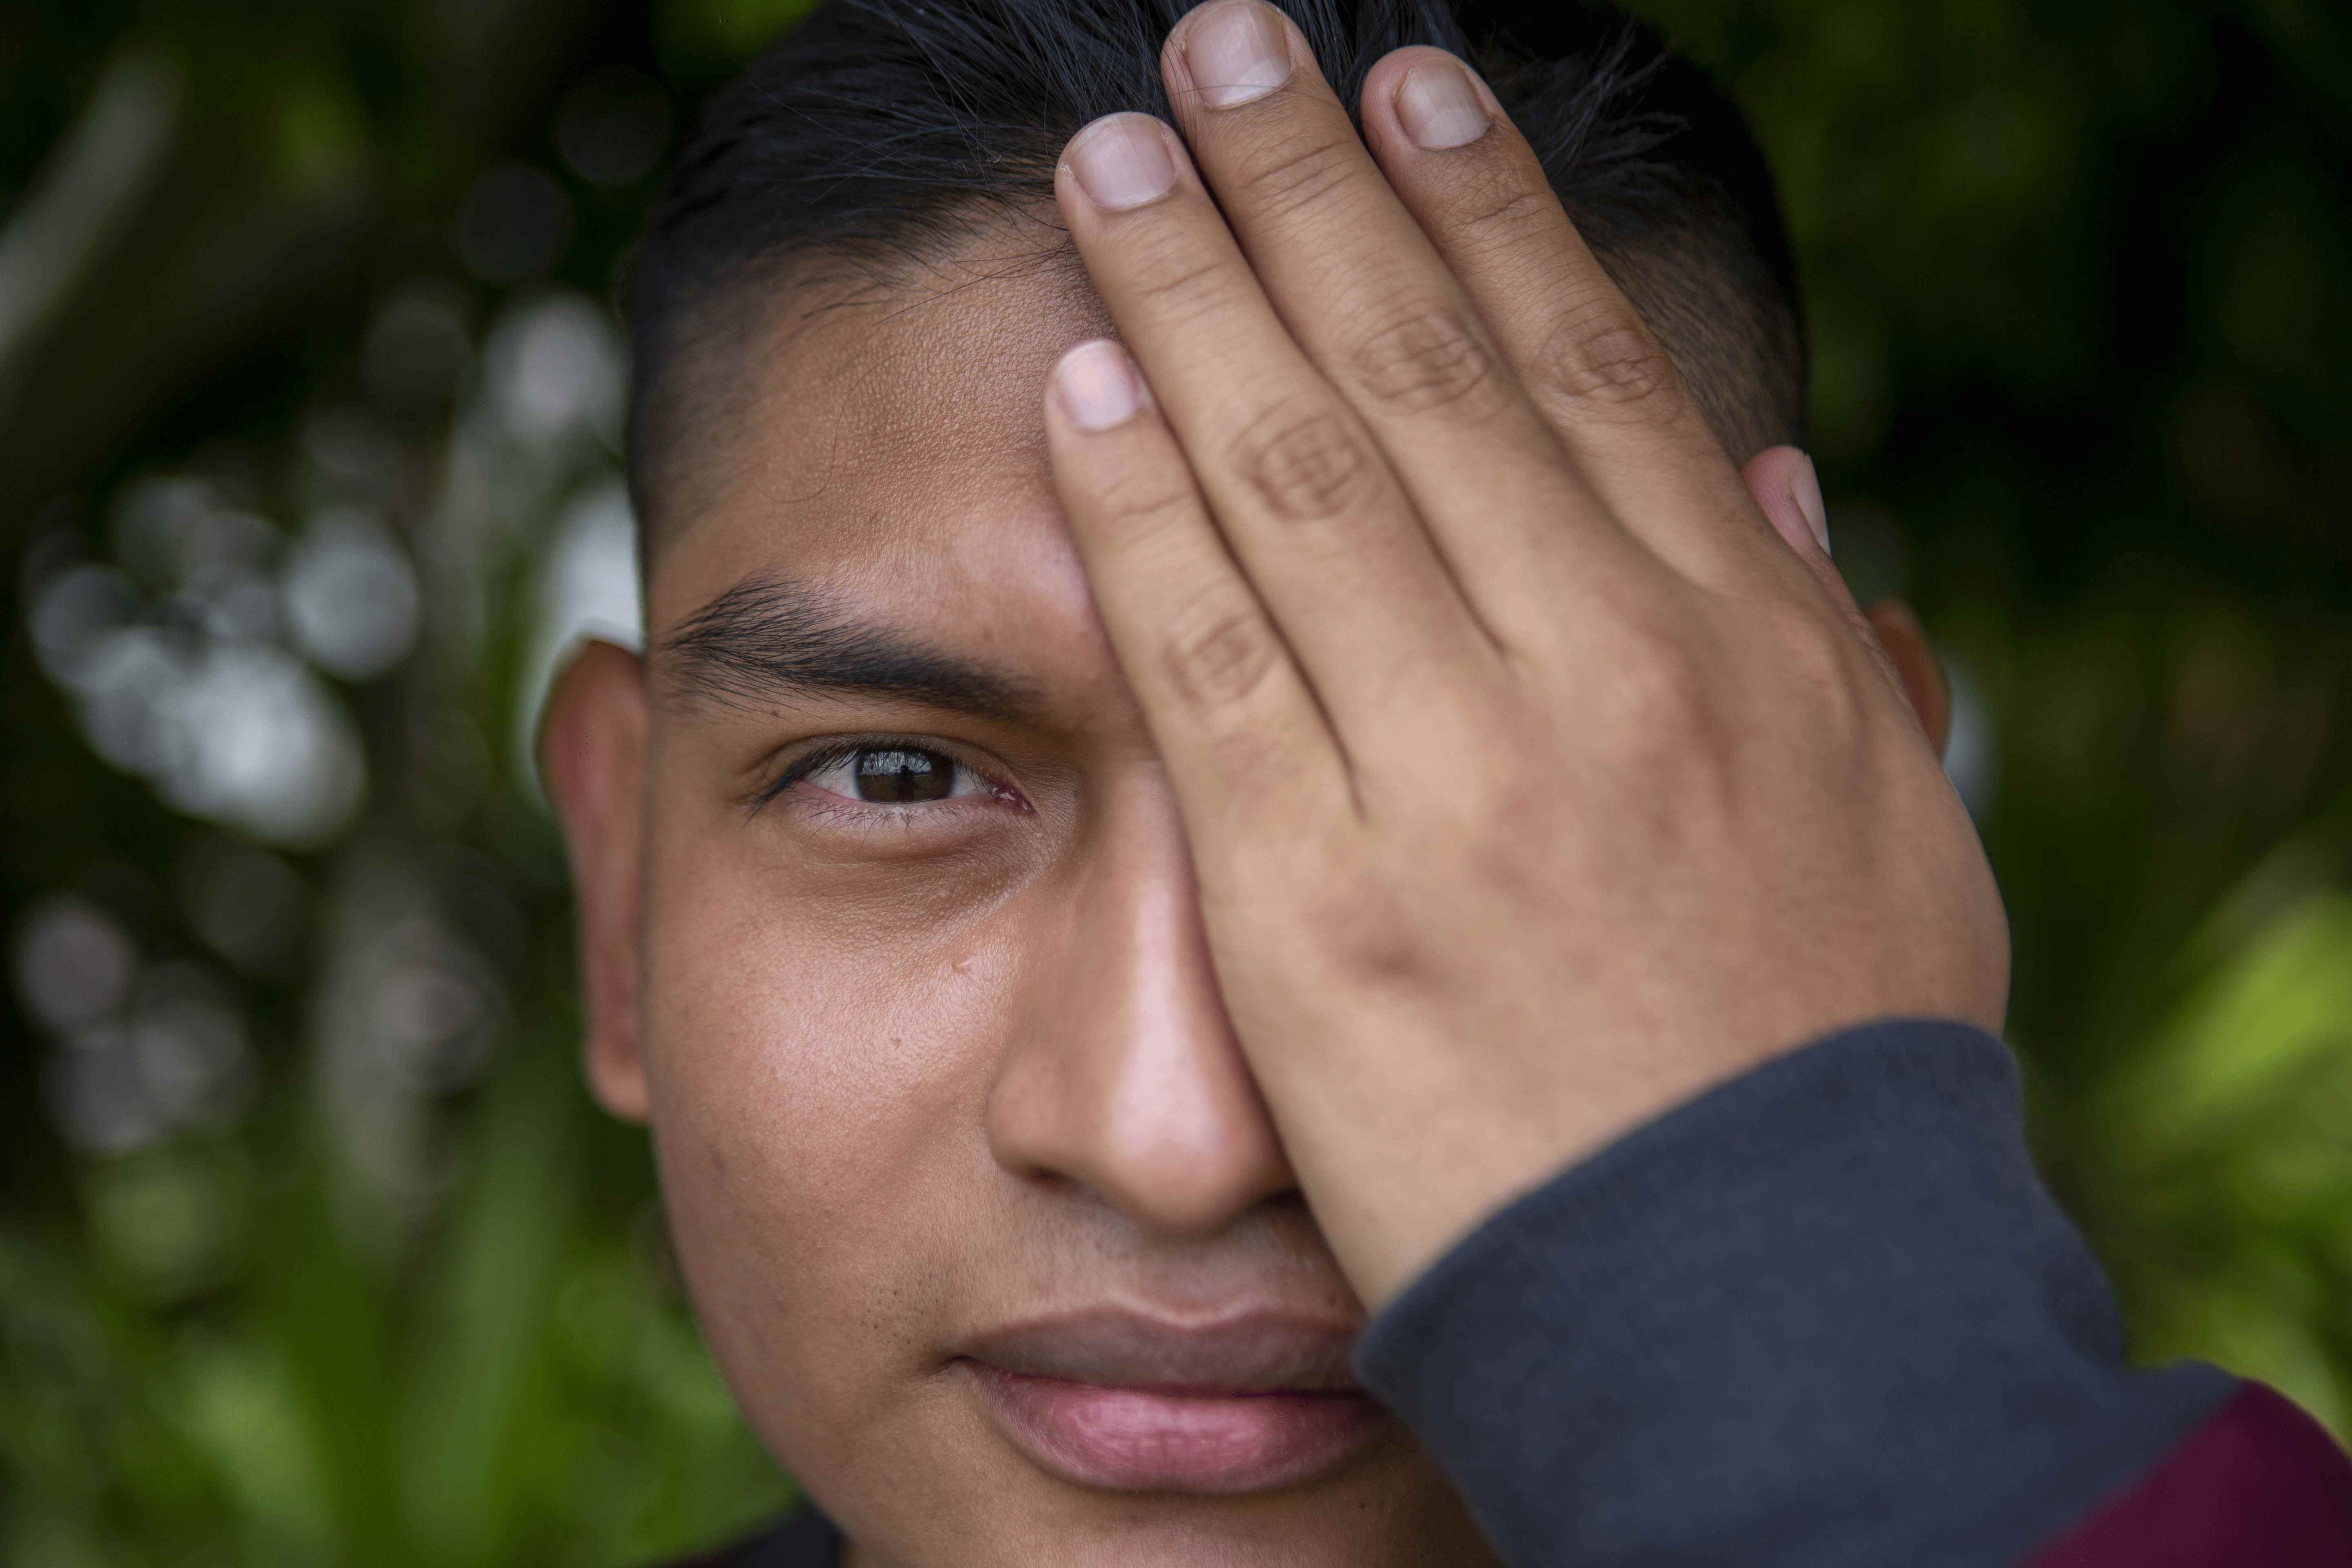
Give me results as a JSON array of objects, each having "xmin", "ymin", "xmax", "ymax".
[{"xmin": 961, "ymin": 1362, "xmax": 1388, "ymax": 1493}]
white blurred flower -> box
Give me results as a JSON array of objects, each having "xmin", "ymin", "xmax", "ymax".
[
  {"xmin": 154, "ymin": 644, "xmax": 368, "ymax": 848},
  {"xmin": 36, "ymin": 474, "xmax": 374, "ymax": 850},
  {"xmin": 52, "ymin": 628, "xmax": 368, "ymax": 848},
  {"xmin": 109, "ymin": 475, "xmax": 216, "ymax": 585},
  {"xmin": 282, "ymin": 506, "xmax": 420, "ymax": 681},
  {"xmin": 483, "ymin": 291, "xmax": 623, "ymax": 448},
  {"xmin": 179, "ymin": 562, "xmax": 281, "ymax": 644},
  {"xmin": 111, "ymin": 476, "xmax": 276, "ymax": 590},
  {"xmin": 72, "ymin": 624, "xmax": 185, "ymax": 771},
  {"xmin": 28, "ymin": 561, "xmax": 141, "ymax": 684}
]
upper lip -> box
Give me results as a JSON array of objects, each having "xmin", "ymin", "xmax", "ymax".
[{"xmin": 958, "ymin": 1309, "xmax": 1363, "ymax": 1395}]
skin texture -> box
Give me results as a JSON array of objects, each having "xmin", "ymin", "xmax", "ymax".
[
  {"xmin": 540, "ymin": 4, "xmax": 1996, "ymax": 1563},
  {"xmin": 1040, "ymin": 4, "xmax": 2007, "ymax": 1303},
  {"xmin": 545, "ymin": 257, "xmax": 1498, "ymax": 1565}
]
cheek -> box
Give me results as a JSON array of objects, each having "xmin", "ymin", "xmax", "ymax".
[{"xmin": 635, "ymin": 808, "xmax": 1019, "ymax": 1438}]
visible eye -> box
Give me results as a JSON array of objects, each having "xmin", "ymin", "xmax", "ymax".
[{"xmin": 802, "ymin": 744, "xmax": 984, "ymax": 806}]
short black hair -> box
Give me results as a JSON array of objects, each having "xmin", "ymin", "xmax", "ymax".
[{"xmin": 625, "ymin": 0, "xmax": 1806, "ymax": 552}]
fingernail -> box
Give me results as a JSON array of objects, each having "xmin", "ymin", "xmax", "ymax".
[
  {"xmin": 1791, "ymin": 452, "xmax": 1831, "ymax": 555},
  {"xmin": 1055, "ymin": 339, "xmax": 1146, "ymax": 430},
  {"xmin": 1187, "ymin": 0, "xmax": 1292, "ymax": 109},
  {"xmin": 1066, "ymin": 114, "xmax": 1178, "ymax": 210},
  {"xmin": 1397, "ymin": 58, "xmax": 1490, "ymax": 149}
]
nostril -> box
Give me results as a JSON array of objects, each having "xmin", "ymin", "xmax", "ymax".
[
  {"xmin": 984, "ymin": 1042, "xmax": 1298, "ymax": 1238},
  {"xmin": 1078, "ymin": 1092, "xmax": 1301, "ymax": 1237}
]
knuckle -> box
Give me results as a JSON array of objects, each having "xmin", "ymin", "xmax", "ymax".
[
  {"xmin": 1090, "ymin": 466, "xmax": 1196, "ymax": 537},
  {"xmin": 1764, "ymin": 602, "xmax": 1850, "ymax": 691},
  {"xmin": 1234, "ymin": 126, "xmax": 1362, "ymax": 222},
  {"xmin": 1763, "ymin": 604, "xmax": 1871, "ymax": 742},
  {"xmin": 1228, "ymin": 401, "xmax": 1378, "ymax": 522},
  {"xmin": 1463, "ymin": 742, "xmax": 1553, "ymax": 842},
  {"xmin": 1457, "ymin": 813, "xmax": 1553, "ymax": 914},
  {"xmin": 1448, "ymin": 177, "xmax": 1558, "ymax": 249},
  {"xmin": 1350, "ymin": 300, "xmax": 1502, "ymax": 414},
  {"xmin": 1159, "ymin": 588, "xmax": 1281, "ymax": 715},
  {"xmin": 1124, "ymin": 228, "xmax": 1238, "ymax": 325},
  {"xmin": 1603, "ymin": 615, "xmax": 1720, "ymax": 760},
  {"xmin": 1303, "ymin": 860, "xmax": 1428, "ymax": 989},
  {"xmin": 1537, "ymin": 296, "xmax": 1678, "ymax": 419}
]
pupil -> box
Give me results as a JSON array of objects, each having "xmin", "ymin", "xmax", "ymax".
[{"xmin": 854, "ymin": 748, "xmax": 953, "ymax": 803}]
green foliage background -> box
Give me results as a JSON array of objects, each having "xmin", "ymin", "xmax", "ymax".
[{"xmin": 1, "ymin": 0, "xmax": 2347, "ymax": 1561}]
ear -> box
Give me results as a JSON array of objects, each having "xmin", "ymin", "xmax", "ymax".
[
  {"xmin": 1737, "ymin": 445, "xmax": 1952, "ymax": 760},
  {"xmin": 1862, "ymin": 600, "xmax": 1952, "ymax": 760},
  {"xmin": 539, "ymin": 638, "xmax": 652, "ymax": 1122}
]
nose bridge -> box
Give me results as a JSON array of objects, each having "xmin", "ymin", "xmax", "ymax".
[{"xmin": 986, "ymin": 788, "xmax": 1293, "ymax": 1234}]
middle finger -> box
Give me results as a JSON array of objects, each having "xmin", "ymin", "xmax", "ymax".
[{"xmin": 1157, "ymin": 0, "xmax": 1651, "ymax": 629}]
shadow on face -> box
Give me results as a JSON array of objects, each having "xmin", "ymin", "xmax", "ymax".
[{"xmin": 539, "ymin": 241, "xmax": 1497, "ymax": 1566}]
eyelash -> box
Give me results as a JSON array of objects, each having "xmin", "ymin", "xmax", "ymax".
[{"xmin": 747, "ymin": 735, "xmax": 1025, "ymax": 820}]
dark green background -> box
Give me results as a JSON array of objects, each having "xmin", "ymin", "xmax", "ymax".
[{"xmin": 2, "ymin": 0, "xmax": 2348, "ymax": 1561}]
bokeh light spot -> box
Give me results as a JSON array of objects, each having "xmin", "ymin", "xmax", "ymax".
[
  {"xmin": 282, "ymin": 506, "xmax": 421, "ymax": 682},
  {"xmin": 12, "ymin": 893, "xmax": 138, "ymax": 1031}
]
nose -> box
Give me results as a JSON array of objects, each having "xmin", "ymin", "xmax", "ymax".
[{"xmin": 986, "ymin": 777, "xmax": 1295, "ymax": 1235}]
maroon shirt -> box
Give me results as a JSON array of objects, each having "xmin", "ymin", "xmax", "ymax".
[{"xmin": 2027, "ymin": 1384, "xmax": 2352, "ymax": 1566}]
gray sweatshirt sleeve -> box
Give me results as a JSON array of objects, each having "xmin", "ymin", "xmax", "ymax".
[{"xmin": 1354, "ymin": 1020, "xmax": 2234, "ymax": 1568}]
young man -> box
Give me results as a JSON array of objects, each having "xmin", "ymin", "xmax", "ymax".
[{"xmin": 540, "ymin": 0, "xmax": 2352, "ymax": 1562}]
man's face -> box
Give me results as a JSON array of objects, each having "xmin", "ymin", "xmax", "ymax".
[{"xmin": 551, "ymin": 247, "xmax": 1493, "ymax": 1566}]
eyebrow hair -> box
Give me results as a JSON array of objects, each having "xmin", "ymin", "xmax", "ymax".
[{"xmin": 656, "ymin": 574, "xmax": 1043, "ymax": 725}]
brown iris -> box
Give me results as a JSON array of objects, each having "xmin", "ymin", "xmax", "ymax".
[{"xmin": 853, "ymin": 747, "xmax": 956, "ymax": 803}]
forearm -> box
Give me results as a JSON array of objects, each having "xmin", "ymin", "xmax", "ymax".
[{"xmin": 1356, "ymin": 1021, "xmax": 2352, "ymax": 1566}]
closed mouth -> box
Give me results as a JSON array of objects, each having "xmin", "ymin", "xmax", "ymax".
[{"xmin": 955, "ymin": 1310, "xmax": 1387, "ymax": 1493}]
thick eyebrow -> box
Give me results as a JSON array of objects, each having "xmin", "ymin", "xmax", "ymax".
[{"xmin": 656, "ymin": 575, "xmax": 1042, "ymax": 726}]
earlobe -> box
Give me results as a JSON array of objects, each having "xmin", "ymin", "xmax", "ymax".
[
  {"xmin": 539, "ymin": 638, "xmax": 653, "ymax": 1123},
  {"xmin": 1864, "ymin": 601, "xmax": 1952, "ymax": 759}
]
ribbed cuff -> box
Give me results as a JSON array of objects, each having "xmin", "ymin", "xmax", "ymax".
[{"xmin": 1357, "ymin": 1020, "xmax": 2234, "ymax": 1568}]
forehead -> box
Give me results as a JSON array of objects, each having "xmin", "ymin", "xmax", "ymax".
[{"xmin": 647, "ymin": 248, "xmax": 1117, "ymax": 656}]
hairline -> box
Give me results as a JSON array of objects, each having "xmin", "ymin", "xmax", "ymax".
[{"xmin": 629, "ymin": 201, "xmax": 1801, "ymax": 581}]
